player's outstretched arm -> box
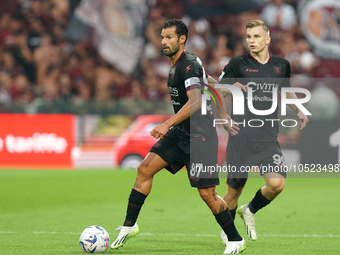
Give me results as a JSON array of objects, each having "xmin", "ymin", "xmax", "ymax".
[{"xmin": 285, "ymin": 92, "xmax": 309, "ymax": 130}]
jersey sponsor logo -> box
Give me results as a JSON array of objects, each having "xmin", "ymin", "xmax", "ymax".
[
  {"xmin": 185, "ymin": 64, "xmax": 192, "ymax": 74},
  {"xmin": 273, "ymin": 66, "xmax": 281, "ymax": 75},
  {"xmin": 250, "ymin": 95, "xmax": 273, "ymax": 102},
  {"xmin": 168, "ymin": 86, "xmax": 179, "ymax": 97},
  {"xmin": 248, "ymin": 82, "xmax": 280, "ymax": 93},
  {"xmin": 245, "ymin": 68, "xmax": 259, "ymax": 72},
  {"xmin": 171, "ymin": 99, "xmax": 181, "ymax": 106}
]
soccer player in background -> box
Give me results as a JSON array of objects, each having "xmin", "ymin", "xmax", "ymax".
[
  {"xmin": 218, "ymin": 20, "xmax": 309, "ymax": 243},
  {"xmin": 111, "ymin": 19, "xmax": 246, "ymax": 254}
]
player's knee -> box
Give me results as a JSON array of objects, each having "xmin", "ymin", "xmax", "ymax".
[
  {"xmin": 227, "ymin": 186, "xmax": 243, "ymax": 200},
  {"xmin": 137, "ymin": 160, "xmax": 153, "ymax": 179},
  {"xmin": 198, "ymin": 188, "xmax": 211, "ymax": 202},
  {"xmin": 276, "ymin": 181, "xmax": 285, "ymax": 194},
  {"xmin": 268, "ymin": 180, "xmax": 285, "ymax": 195}
]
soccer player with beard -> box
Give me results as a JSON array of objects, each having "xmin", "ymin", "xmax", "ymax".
[
  {"xmin": 111, "ymin": 18, "xmax": 245, "ymax": 254},
  {"xmin": 218, "ymin": 20, "xmax": 309, "ymax": 243}
]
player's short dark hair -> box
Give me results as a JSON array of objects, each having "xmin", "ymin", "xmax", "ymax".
[
  {"xmin": 246, "ymin": 20, "xmax": 270, "ymax": 35},
  {"xmin": 163, "ymin": 18, "xmax": 188, "ymax": 44}
]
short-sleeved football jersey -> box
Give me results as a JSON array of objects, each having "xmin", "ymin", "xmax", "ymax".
[
  {"xmin": 167, "ymin": 51, "xmax": 217, "ymax": 141},
  {"xmin": 219, "ymin": 53, "xmax": 291, "ymax": 142}
]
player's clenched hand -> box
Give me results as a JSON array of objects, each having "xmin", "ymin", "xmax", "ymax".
[
  {"xmin": 224, "ymin": 116, "xmax": 240, "ymax": 136},
  {"xmin": 234, "ymin": 82, "xmax": 247, "ymax": 92},
  {"xmin": 150, "ymin": 123, "xmax": 170, "ymax": 139},
  {"xmin": 297, "ymin": 111, "xmax": 309, "ymax": 130}
]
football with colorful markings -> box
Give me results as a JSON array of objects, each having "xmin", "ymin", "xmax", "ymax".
[{"xmin": 79, "ymin": 225, "xmax": 110, "ymax": 253}]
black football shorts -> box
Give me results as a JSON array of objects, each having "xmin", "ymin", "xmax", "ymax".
[
  {"xmin": 226, "ymin": 140, "xmax": 287, "ymax": 189},
  {"xmin": 150, "ymin": 128, "xmax": 219, "ymax": 188}
]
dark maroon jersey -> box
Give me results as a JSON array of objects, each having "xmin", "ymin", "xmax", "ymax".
[
  {"xmin": 167, "ymin": 51, "xmax": 217, "ymax": 141},
  {"xmin": 219, "ymin": 53, "xmax": 291, "ymax": 142}
]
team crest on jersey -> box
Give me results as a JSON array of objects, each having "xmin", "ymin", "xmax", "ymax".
[
  {"xmin": 154, "ymin": 142, "xmax": 162, "ymax": 149},
  {"xmin": 273, "ymin": 66, "xmax": 281, "ymax": 75}
]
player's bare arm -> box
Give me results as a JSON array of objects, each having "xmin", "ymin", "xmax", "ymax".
[
  {"xmin": 207, "ymin": 74, "xmax": 232, "ymax": 97},
  {"xmin": 217, "ymin": 82, "xmax": 248, "ymax": 97},
  {"xmin": 233, "ymin": 82, "xmax": 247, "ymax": 93},
  {"xmin": 207, "ymin": 75, "xmax": 239, "ymax": 135},
  {"xmin": 283, "ymin": 91, "xmax": 309, "ymax": 130},
  {"xmin": 150, "ymin": 88, "xmax": 201, "ymax": 139}
]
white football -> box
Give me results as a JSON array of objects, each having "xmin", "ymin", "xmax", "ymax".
[{"xmin": 79, "ymin": 225, "xmax": 110, "ymax": 253}]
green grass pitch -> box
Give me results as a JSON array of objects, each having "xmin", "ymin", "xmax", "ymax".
[{"xmin": 0, "ymin": 169, "xmax": 339, "ymax": 255}]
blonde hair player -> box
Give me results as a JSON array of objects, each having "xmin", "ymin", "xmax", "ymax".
[{"xmin": 217, "ymin": 20, "xmax": 309, "ymax": 244}]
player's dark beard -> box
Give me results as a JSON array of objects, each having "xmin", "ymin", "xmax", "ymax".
[{"xmin": 164, "ymin": 41, "xmax": 180, "ymax": 57}]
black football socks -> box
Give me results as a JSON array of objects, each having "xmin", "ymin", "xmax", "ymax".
[
  {"xmin": 248, "ymin": 188, "xmax": 271, "ymax": 214},
  {"xmin": 215, "ymin": 208, "xmax": 242, "ymax": 241},
  {"xmin": 229, "ymin": 206, "xmax": 237, "ymax": 220},
  {"xmin": 124, "ymin": 189, "xmax": 147, "ymax": 226}
]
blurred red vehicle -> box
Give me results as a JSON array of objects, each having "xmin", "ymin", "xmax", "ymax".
[{"xmin": 113, "ymin": 115, "xmax": 228, "ymax": 168}]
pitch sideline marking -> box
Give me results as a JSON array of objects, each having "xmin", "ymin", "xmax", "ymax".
[{"xmin": 0, "ymin": 231, "xmax": 339, "ymax": 238}]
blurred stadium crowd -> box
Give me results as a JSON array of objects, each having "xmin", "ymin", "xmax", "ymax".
[{"xmin": 0, "ymin": 0, "xmax": 339, "ymax": 114}]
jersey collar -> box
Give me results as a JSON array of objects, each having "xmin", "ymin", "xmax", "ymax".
[
  {"xmin": 248, "ymin": 53, "xmax": 272, "ymax": 64},
  {"xmin": 173, "ymin": 51, "xmax": 186, "ymax": 66}
]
